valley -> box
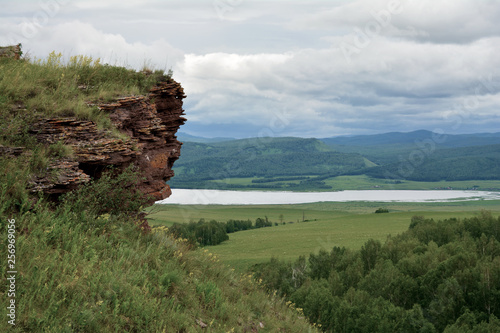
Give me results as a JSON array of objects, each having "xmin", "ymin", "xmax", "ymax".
[
  {"xmin": 170, "ymin": 131, "xmax": 500, "ymax": 191},
  {"xmin": 148, "ymin": 200, "xmax": 500, "ymax": 271}
]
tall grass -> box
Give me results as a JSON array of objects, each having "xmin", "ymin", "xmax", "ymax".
[
  {"xmin": 0, "ymin": 52, "xmax": 171, "ymax": 149},
  {"xmin": 0, "ymin": 156, "xmax": 316, "ymax": 332}
]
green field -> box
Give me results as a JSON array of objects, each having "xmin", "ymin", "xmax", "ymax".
[
  {"xmin": 147, "ymin": 200, "xmax": 500, "ymax": 271},
  {"xmin": 171, "ymin": 175, "xmax": 500, "ymax": 191},
  {"xmin": 323, "ymin": 175, "xmax": 500, "ymax": 191}
]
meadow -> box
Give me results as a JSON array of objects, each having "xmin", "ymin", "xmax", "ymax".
[
  {"xmin": 147, "ymin": 200, "xmax": 500, "ymax": 271},
  {"xmin": 172, "ymin": 174, "xmax": 500, "ymax": 191}
]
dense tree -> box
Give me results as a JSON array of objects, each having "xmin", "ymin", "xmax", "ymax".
[
  {"xmin": 168, "ymin": 219, "xmax": 228, "ymax": 246},
  {"xmin": 253, "ymin": 213, "xmax": 500, "ymax": 332}
]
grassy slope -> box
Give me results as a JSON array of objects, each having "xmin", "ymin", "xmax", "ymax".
[
  {"xmin": 169, "ymin": 138, "xmax": 368, "ymax": 189},
  {"xmin": 148, "ymin": 201, "xmax": 500, "ymax": 272},
  {"xmin": 0, "ymin": 202, "xmax": 314, "ymax": 332},
  {"xmin": 0, "ymin": 55, "xmax": 316, "ymax": 332}
]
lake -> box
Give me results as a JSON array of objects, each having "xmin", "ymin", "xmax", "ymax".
[{"xmin": 156, "ymin": 189, "xmax": 500, "ymax": 205}]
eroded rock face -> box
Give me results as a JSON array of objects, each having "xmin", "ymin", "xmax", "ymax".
[
  {"xmin": 29, "ymin": 159, "xmax": 92, "ymax": 194},
  {"xmin": 0, "ymin": 44, "xmax": 22, "ymax": 60},
  {"xmin": 28, "ymin": 81, "xmax": 186, "ymax": 204}
]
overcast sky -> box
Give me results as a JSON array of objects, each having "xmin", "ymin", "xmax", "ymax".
[{"xmin": 2, "ymin": 0, "xmax": 500, "ymax": 138}]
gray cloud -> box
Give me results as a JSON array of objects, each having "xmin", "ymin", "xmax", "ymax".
[{"xmin": 1, "ymin": 0, "xmax": 500, "ymax": 137}]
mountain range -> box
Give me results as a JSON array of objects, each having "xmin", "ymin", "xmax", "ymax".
[{"xmin": 170, "ymin": 130, "xmax": 500, "ymax": 190}]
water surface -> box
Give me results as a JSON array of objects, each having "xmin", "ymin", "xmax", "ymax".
[{"xmin": 156, "ymin": 189, "xmax": 500, "ymax": 205}]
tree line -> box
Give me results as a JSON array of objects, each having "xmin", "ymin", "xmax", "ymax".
[
  {"xmin": 252, "ymin": 211, "xmax": 500, "ymax": 332},
  {"xmin": 167, "ymin": 217, "xmax": 275, "ymax": 246}
]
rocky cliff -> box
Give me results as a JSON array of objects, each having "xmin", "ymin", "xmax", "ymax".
[
  {"xmin": 0, "ymin": 44, "xmax": 22, "ymax": 59},
  {"xmin": 28, "ymin": 81, "xmax": 186, "ymax": 204}
]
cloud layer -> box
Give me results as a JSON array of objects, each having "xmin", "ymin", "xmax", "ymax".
[{"xmin": 1, "ymin": 0, "xmax": 500, "ymax": 137}]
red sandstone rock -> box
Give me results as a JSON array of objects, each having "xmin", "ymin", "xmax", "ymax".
[
  {"xmin": 28, "ymin": 159, "xmax": 91, "ymax": 194},
  {"xmin": 27, "ymin": 80, "xmax": 186, "ymax": 204}
]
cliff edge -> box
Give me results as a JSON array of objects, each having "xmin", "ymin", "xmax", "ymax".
[{"xmin": 28, "ymin": 81, "xmax": 186, "ymax": 204}]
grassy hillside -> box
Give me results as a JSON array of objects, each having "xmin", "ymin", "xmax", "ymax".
[
  {"xmin": 365, "ymin": 144, "xmax": 500, "ymax": 181},
  {"xmin": 170, "ymin": 138, "xmax": 368, "ymax": 190},
  {"xmin": 0, "ymin": 54, "xmax": 316, "ymax": 332},
  {"xmin": 171, "ymin": 132, "xmax": 500, "ymax": 190}
]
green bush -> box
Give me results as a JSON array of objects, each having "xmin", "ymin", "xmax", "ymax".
[
  {"xmin": 60, "ymin": 164, "xmax": 150, "ymax": 217},
  {"xmin": 169, "ymin": 219, "xmax": 229, "ymax": 246},
  {"xmin": 48, "ymin": 141, "xmax": 73, "ymax": 158}
]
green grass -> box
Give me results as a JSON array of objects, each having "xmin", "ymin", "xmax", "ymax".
[
  {"xmin": 148, "ymin": 201, "xmax": 500, "ymax": 271},
  {"xmin": 0, "ymin": 159, "xmax": 317, "ymax": 332},
  {"xmin": 323, "ymin": 175, "xmax": 500, "ymax": 191},
  {"xmin": 172, "ymin": 174, "xmax": 500, "ymax": 191},
  {"xmin": 0, "ymin": 52, "xmax": 171, "ymax": 148},
  {"xmin": 176, "ymin": 175, "xmax": 500, "ymax": 191}
]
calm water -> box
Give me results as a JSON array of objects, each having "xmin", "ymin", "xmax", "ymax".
[{"xmin": 156, "ymin": 189, "xmax": 500, "ymax": 205}]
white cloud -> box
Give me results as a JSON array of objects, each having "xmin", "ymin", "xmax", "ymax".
[
  {"xmin": 175, "ymin": 33, "xmax": 500, "ymax": 137},
  {"xmin": 2, "ymin": 0, "xmax": 500, "ymax": 137},
  {"xmin": 0, "ymin": 20, "xmax": 184, "ymax": 70},
  {"xmin": 292, "ymin": 0, "xmax": 500, "ymax": 44}
]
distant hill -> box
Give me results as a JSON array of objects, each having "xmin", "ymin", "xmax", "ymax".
[
  {"xmin": 177, "ymin": 132, "xmax": 235, "ymax": 143},
  {"xmin": 170, "ymin": 137, "xmax": 368, "ymax": 190},
  {"xmin": 321, "ymin": 130, "xmax": 500, "ymax": 147},
  {"xmin": 170, "ymin": 131, "xmax": 500, "ymax": 190},
  {"xmin": 321, "ymin": 130, "xmax": 500, "ymax": 165},
  {"xmin": 365, "ymin": 144, "xmax": 500, "ymax": 181}
]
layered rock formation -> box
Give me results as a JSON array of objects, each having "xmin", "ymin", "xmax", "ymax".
[
  {"xmin": 28, "ymin": 81, "xmax": 186, "ymax": 204},
  {"xmin": 0, "ymin": 44, "xmax": 22, "ymax": 59}
]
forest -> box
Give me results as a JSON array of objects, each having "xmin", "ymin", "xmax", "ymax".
[
  {"xmin": 251, "ymin": 212, "xmax": 500, "ymax": 332},
  {"xmin": 170, "ymin": 133, "xmax": 500, "ymax": 190}
]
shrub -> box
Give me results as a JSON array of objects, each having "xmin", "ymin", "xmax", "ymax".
[
  {"xmin": 168, "ymin": 219, "xmax": 229, "ymax": 246},
  {"xmin": 60, "ymin": 164, "xmax": 150, "ymax": 217}
]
